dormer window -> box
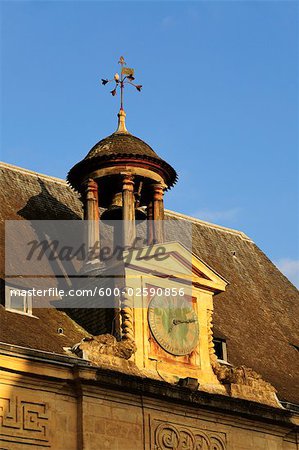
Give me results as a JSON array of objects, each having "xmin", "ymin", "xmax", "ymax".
[
  {"xmin": 5, "ymin": 285, "xmax": 33, "ymax": 316},
  {"xmin": 213, "ymin": 337, "xmax": 228, "ymax": 362}
]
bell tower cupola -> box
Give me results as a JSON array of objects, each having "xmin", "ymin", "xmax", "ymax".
[{"xmin": 67, "ymin": 56, "xmax": 177, "ymax": 247}]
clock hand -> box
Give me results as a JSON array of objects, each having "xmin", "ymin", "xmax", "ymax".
[
  {"xmin": 173, "ymin": 319, "xmax": 197, "ymax": 325},
  {"xmin": 169, "ymin": 318, "xmax": 197, "ymax": 332}
]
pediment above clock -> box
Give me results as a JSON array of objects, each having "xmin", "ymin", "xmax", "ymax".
[{"xmin": 124, "ymin": 241, "xmax": 228, "ymax": 294}]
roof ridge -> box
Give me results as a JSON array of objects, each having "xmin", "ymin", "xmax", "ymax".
[
  {"xmin": 0, "ymin": 161, "xmax": 252, "ymax": 241},
  {"xmin": 0, "ymin": 161, "xmax": 68, "ymax": 186},
  {"xmin": 165, "ymin": 209, "xmax": 253, "ymax": 241}
]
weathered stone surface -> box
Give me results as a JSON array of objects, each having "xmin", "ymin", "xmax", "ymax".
[
  {"xmin": 73, "ymin": 334, "xmax": 137, "ymax": 361},
  {"xmin": 1, "ymin": 352, "xmax": 298, "ymax": 450},
  {"xmin": 213, "ymin": 363, "xmax": 281, "ymax": 407}
]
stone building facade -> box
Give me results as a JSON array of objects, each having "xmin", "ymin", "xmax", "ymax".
[{"xmin": 0, "ymin": 101, "xmax": 298, "ymax": 449}]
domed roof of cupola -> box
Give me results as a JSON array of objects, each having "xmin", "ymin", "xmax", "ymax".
[
  {"xmin": 85, "ymin": 132, "xmax": 160, "ymax": 161},
  {"xmin": 67, "ymin": 110, "xmax": 177, "ymax": 193}
]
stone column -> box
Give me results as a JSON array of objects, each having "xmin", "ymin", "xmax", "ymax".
[
  {"xmin": 84, "ymin": 178, "xmax": 100, "ymax": 261},
  {"xmin": 147, "ymin": 200, "xmax": 154, "ymax": 245},
  {"xmin": 122, "ymin": 173, "xmax": 135, "ymax": 247},
  {"xmin": 152, "ymin": 182, "xmax": 165, "ymax": 243}
]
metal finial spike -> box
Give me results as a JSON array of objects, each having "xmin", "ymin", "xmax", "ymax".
[{"xmin": 115, "ymin": 108, "xmax": 129, "ymax": 134}]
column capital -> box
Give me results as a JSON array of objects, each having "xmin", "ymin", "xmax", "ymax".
[
  {"xmin": 84, "ymin": 178, "xmax": 98, "ymax": 201},
  {"xmin": 83, "ymin": 177, "xmax": 98, "ymax": 187},
  {"xmin": 152, "ymin": 182, "xmax": 166, "ymax": 201},
  {"xmin": 121, "ymin": 173, "xmax": 135, "ymax": 192}
]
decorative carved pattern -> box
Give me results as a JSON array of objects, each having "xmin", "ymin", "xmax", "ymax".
[
  {"xmin": 153, "ymin": 421, "xmax": 226, "ymax": 450},
  {"xmin": 121, "ymin": 288, "xmax": 136, "ymax": 346},
  {"xmin": 0, "ymin": 395, "xmax": 50, "ymax": 447},
  {"xmin": 207, "ymin": 308, "xmax": 217, "ymax": 367}
]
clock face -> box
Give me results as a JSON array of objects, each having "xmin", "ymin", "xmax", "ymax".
[{"xmin": 148, "ymin": 294, "xmax": 199, "ymax": 356}]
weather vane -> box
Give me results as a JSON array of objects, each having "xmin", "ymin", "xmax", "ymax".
[{"xmin": 101, "ymin": 56, "xmax": 142, "ymax": 111}]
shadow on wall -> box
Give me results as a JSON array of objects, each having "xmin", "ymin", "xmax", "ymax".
[
  {"xmin": 16, "ymin": 178, "xmax": 113, "ymax": 336},
  {"xmin": 17, "ymin": 178, "xmax": 82, "ymax": 221}
]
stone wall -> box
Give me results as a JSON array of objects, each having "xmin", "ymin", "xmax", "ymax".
[{"xmin": 0, "ymin": 353, "xmax": 298, "ymax": 450}]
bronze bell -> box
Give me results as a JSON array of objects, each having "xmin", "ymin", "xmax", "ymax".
[
  {"xmin": 101, "ymin": 192, "xmax": 122, "ymax": 221},
  {"xmin": 101, "ymin": 192, "xmax": 146, "ymax": 223}
]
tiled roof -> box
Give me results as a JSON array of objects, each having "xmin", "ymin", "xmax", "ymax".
[
  {"xmin": 1, "ymin": 162, "xmax": 298, "ymax": 404},
  {"xmin": 86, "ymin": 132, "xmax": 161, "ymax": 160}
]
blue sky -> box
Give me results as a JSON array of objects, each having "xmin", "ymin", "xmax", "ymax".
[{"xmin": 0, "ymin": 1, "xmax": 298, "ymax": 286}]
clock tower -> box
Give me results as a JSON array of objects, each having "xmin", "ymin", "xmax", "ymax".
[
  {"xmin": 67, "ymin": 57, "xmax": 228, "ymax": 392},
  {"xmin": 124, "ymin": 242, "xmax": 228, "ymax": 390}
]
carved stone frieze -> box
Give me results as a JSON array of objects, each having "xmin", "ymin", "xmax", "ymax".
[
  {"xmin": 151, "ymin": 419, "xmax": 226, "ymax": 450},
  {"xmin": 0, "ymin": 395, "xmax": 50, "ymax": 447}
]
